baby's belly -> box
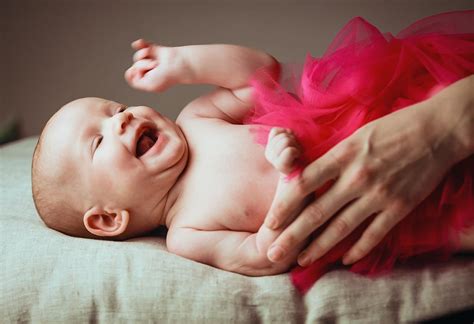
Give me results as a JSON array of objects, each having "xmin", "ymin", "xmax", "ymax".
[
  {"xmin": 174, "ymin": 159, "xmax": 281, "ymax": 233},
  {"xmin": 180, "ymin": 174, "xmax": 278, "ymax": 233},
  {"xmin": 176, "ymin": 182, "xmax": 278, "ymax": 233},
  {"xmin": 226, "ymin": 206, "xmax": 266, "ymax": 233},
  {"xmin": 217, "ymin": 180, "xmax": 279, "ymax": 232}
]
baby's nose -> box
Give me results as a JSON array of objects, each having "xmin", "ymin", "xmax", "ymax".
[{"xmin": 115, "ymin": 111, "xmax": 134, "ymax": 134}]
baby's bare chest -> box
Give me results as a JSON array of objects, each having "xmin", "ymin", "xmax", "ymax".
[{"xmin": 174, "ymin": 121, "xmax": 279, "ymax": 232}]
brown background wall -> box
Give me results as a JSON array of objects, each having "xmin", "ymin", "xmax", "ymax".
[{"xmin": 2, "ymin": 0, "xmax": 473, "ymax": 137}]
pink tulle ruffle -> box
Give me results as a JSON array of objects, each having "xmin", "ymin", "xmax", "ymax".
[{"xmin": 244, "ymin": 10, "xmax": 474, "ymax": 294}]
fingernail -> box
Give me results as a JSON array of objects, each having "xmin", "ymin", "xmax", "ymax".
[
  {"xmin": 342, "ymin": 254, "xmax": 353, "ymax": 265},
  {"xmin": 265, "ymin": 217, "xmax": 278, "ymax": 229},
  {"xmin": 268, "ymin": 246, "xmax": 284, "ymax": 261},
  {"xmin": 298, "ymin": 252, "xmax": 309, "ymax": 267}
]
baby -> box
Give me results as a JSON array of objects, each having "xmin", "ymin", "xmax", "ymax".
[
  {"xmin": 32, "ymin": 40, "xmax": 474, "ymax": 278},
  {"xmin": 32, "ymin": 40, "xmax": 307, "ymax": 276}
]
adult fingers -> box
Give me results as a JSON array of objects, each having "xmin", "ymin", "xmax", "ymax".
[
  {"xmin": 342, "ymin": 209, "xmax": 405, "ymax": 265},
  {"xmin": 296, "ymin": 196, "xmax": 378, "ymax": 266},
  {"xmin": 267, "ymin": 179, "xmax": 357, "ymax": 262},
  {"xmin": 265, "ymin": 151, "xmax": 341, "ymax": 230}
]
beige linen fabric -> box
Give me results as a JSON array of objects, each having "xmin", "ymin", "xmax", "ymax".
[{"xmin": 1, "ymin": 137, "xmax": 473, "ymax": 323}]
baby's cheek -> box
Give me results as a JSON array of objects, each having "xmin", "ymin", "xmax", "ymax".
[
  {"xmin": 123, "ymin": 170, "xmax": 154, "ymax": 198},
  {"xmin": 95, "ymin": 160, "xmax": 133, "ymax": 192}
]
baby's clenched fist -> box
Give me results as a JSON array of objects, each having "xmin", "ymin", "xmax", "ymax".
[
  {"xmin": 124, "ymin": 39, "xmax": 183, "ymax": 92},
  {"xmin": 265, "ymin": 127, "xmax": 301, "ymax": 175}
]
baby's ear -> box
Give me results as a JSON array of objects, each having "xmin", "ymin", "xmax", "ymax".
[{"xmin": 83, "ymin": 207, "xmax": 130, "ymax": 237}]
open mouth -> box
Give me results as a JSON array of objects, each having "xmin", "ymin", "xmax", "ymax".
[{"xmin": 136, "ymin": 128, "xmax": 158, "ymax": 158}]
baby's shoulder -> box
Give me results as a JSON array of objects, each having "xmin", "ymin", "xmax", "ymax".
[
  {"xmin": 177, "ymin": 95, "xmax": 234, "ymax": 126},
  {"xmin": 176, "ymin": 108, "xmax": 253, "ymax": 156}
]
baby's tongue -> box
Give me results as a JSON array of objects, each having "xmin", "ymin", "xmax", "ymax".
[{"xmin": 137, "ymin": 133, "xmax": 155, "ymax": 157}]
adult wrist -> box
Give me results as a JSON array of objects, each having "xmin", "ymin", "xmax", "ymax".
[
  {"xmin": 442, "ymin": 76, "xmax": 474, "ymax": 162},
  {"xmin": 423, "ymin": 75, "xmax": 474, "ymax": 165}
]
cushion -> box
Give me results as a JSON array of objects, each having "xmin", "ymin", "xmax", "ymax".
[{"xmin": 1, "ymin": 137, "xmax": 473, "ymax": 322}]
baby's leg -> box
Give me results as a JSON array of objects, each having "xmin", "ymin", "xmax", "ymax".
[{"xmin": 458, "ymin": 225, "xmax": 474, "ymax": 252}]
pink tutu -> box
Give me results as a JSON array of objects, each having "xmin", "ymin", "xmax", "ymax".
[{"xmin": 244, "ymin": 10, "xmax": 474, "ymax": 294}]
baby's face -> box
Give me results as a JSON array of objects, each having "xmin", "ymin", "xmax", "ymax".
[{"xmin": 43, "ymin": 97, "xmax": 188, "ymax": 231}]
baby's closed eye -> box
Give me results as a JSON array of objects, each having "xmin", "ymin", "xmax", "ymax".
[{"xmin": 91, "ymin": 135, "xmax": 103, "ymax": 157}]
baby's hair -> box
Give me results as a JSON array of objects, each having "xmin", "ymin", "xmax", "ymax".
[{"xmin": 31, "ymin": 130, "xmax": 96, "ymax": 239}]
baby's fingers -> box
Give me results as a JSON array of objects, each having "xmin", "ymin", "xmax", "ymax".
[
  {"xmin": 274, "ymin": 147, "xmax": 300, "ymax": 174},
  {"xmin": 266, "ymin": 133, "xmax": 294, "ymax": 160},
  {"xmin": 132, "ymin": 59, "xmax": 158, "ymax": 75},
  {"xmin": 124, "ymin": 59, "xmax": 158, "ymax": 86},
  {"xmin": 269, "ymin": 127, "xmax": 288, "ymax": 139},
  {"xmin": 133, "ymin": 47, "xmax": 154, "ymax": 62},
  {"xmin": 131, "ymin": 39, "xmax": 151, "ymax": 50},
  {"xmin": 124, "ymin": 67, "xmax": 135, "ymax": 83}
]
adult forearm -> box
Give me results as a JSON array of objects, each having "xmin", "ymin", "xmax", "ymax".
[
  {"xmin": 176, "ymin": 44, "xmax": 279, "ymax": 89},
  {"xmin": 423, "ymin": 75, "xmax": 474, "ymax": 164}
]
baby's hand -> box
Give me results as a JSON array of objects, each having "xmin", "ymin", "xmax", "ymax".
[
  {"xmin": 124, "ymin": 39, "xmax": 183, "ymax": 92},
  {"xmin": 265, "ymin": 127, "xmax": 301, "ymax": 175}
]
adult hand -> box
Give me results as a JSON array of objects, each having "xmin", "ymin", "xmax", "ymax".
[{"xmin": 264, "ymin": 76, "xmax": 474, "ymax": 267}]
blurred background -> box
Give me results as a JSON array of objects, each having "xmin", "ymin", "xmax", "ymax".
[{"xmin": 2, "ymin": 0, "xmax": 473, "ymax": 142}]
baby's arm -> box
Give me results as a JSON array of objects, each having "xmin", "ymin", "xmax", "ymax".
[
  {"xmin": 167, "ymin": 226, "xmax": 301, "ymax": 276},
  {"xmin": 125, "ymin": 40, "xmax": 280, "ymax": 123}
]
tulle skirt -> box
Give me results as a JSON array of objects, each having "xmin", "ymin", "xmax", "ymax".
[{"xmin": 244, "ymin": 10, "xmax": 474, "ymax": 294}]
